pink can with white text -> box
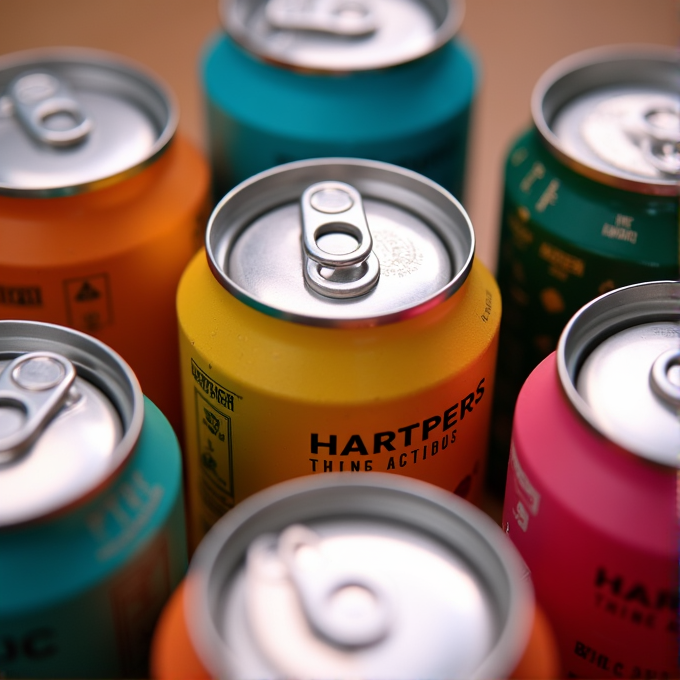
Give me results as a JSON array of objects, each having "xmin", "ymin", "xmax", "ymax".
[{"xmin": 502, "ymin": 280, "xmax": 679, "ymax": 679}]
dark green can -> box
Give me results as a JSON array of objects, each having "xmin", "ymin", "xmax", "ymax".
[{"xmin": 488, "ymin": 45, "xmax": 680, "ymax": 496}]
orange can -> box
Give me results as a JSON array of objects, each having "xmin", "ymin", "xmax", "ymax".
[
  {"xmin": 0, "ymin": 48, "xmax": 209, "ymax": 434},
  {"xmin": 151, "ymin": 474, "xmax": 561, "ymax": 679},
  {"xmin": 152, "ymin": 576, "xmax": 560, "ymax": 680}
]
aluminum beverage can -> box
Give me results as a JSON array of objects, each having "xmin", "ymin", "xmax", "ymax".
[
  {"xmin": 151, "ymin": 582, "xmax": 561, "ymax": 679},
  {"xmin": 488, "ymin": 46, "xmax": 680, "ymax": 495},
  {"xmin": 151, "ymin": 473, "xmax": 561, "ymax": 679},
  {"xmin": 502, "ymin": 281, "xmax": 680, "ymax": 678},
  {"xmin": 0, "ymin": 320, "xmax": 188, "ymax": 679},
  {"xmin": 177, "ymin": 158, "xmax": 501, "ymax": 545},
  {"xmin": 0, "ymin": 48, "xmax": 210, "ymax": 436},
  {"xmin": 203, "ymin": 0, "xmax": 477, "ymax": 201}
]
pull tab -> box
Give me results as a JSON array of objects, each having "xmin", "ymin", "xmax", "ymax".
[
  {"xmin": 0, "ymin": 353, "xmax": 77, "ymax": 464},
  {"xmin": 301, "ymin": 181, "xmax": 380, "ymax": 299},
  {"xmin": 266, "ymin": 0, "xmax": 377, "ymax": 36},
  {"xmin": 8, "ymin": 71, "xmax": 93, "ymax": 147},
  {"xmin": 650, "ymin": 348, "xmax": 680, "ymax": 408},
  {"xmin": 247, "ymin": 524, "xmax": 392, "ymax": 648},
  {"xmin": 640, "ymin": 106, "xmax": 680, "ymax": 176}
]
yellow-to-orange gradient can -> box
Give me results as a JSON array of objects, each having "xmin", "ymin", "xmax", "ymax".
[
  {"xmin": 0, "ymin": 48, "xmax": 209, "ymax": 435},
  {"xmin": 177, "ymin": 159, "xmax": 500, "ymax": 544}
]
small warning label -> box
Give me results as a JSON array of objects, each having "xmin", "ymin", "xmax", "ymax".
[
  {"xmin": 75, "ymin": 281, "xmax": 101, "ymax": 301},
  {"xmin": 64, "ymin": 274, "xmax": 113, "ymax": 333},
  {"xmin": 195, "ymin": 389, "xmax": 234, "ymax": 528}
]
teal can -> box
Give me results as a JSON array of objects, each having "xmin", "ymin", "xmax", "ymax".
[
  {"xmin": 0, "ymin": 321, "xmax": 187, "ymax": 679},
  {"xmin": 203, "ymin": 0, "xmax": 477, "ymax": 202},
  {"xmin": 488, "ymin": 46, "xmax": 680, "ymax": 496}
]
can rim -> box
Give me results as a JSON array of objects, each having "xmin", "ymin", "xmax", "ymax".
[
  {"xmin": 531, "ymin": 44, "xmax": 680, "ymax": 197},
  {"xmin": 185, "ymin": 473, "xmax": 534, "ymax": 679},
  {"xmin": 556, "ymin": 280, "xmax": 680, "ymax": 469},
  {"xmin": 0, "ymin": 46, "xmax": 178, "ymax": 198},
  {"xmin": 219, "ymin": 0, "xmax": 465, "ymax": 73},
  {"xmin": 205, "ymin": 157, "xmax": 475, "ymax": 328},
  {"xmin": 0, "ymin": 320, "xmax": 145, "ymax": 527}
]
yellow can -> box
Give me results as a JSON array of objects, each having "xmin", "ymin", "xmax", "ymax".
[{"xmin": 177, "ymin": 159, "xmax": 500, "ymax": 545}]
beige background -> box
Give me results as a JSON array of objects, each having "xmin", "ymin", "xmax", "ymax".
[{"xmin": 1, "ymin": 0, "xmax": 678, "ymax": 270}]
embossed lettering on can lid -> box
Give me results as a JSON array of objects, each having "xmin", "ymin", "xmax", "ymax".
[
  {"xmin": 206, "ymin": 158, "xmax": 475, "ymax": 327},
  {"xmin": 557, "ymin": 281, "xmax": 680, "ymax": 469},
  {"xmin": 221, "ymin": 0, "xmax": 464, "ymax": 72},
  {"xmin": 532, "ymin": 45, "xmax": 680, "ymax": 196},
  {"xmin": 0, "ymin": 48, "xmax": 177, "ymax": 197},
  {"xmin": 0, "ymin": 320, "xmax": 144, "ymax": 526},
  {"xmin": 186, "ymin": 474, "xmax": 534, "ymax": 679}
]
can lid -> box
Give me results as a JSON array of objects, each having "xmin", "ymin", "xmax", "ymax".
[
  {"xmin": 0, "ymin": 48, "xmax": 177, "ymax": 197},
  {"xmin": 220, "ymin": 0, "xmax": 464, "ymax": 72},
  {"xmin": 532, "ymin": 45, "xmax": 680, "ymax": 196},
  {"xmin": 557, "ymin": 281, "xmax": 680, "ymax": 469},
  {"xmin": 187, "ymin": 474, "xmax": 534, "ymax": 680},
  {"xmin": 207, "ymin": 158, "xmax": 475, "ymax": 327},
  {"xmin": 0, "ymin": 321, "xmax": 144, "ymax": 526}
]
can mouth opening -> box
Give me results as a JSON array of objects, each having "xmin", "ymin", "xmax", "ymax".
[
  {"xmin": 557, "ymin": 280, "xmax": 680, "ymax": 468},
  {"xmin": 206, "ymin": 158, "xmax": 475, "ymax": 328},
  {"xmin": 531, "ymin": 44, "xmax": 680, "ymax": 196},
  {"xmin": 0, "ymin": 320, "xmax": 144, "ymax": 526},
  {"xmin": 220, "ymin": 0, "xmax": 465, "ymax": 73},
  {"xmin": 0, "ymin": 47, "xmax": 177, "ymax": 198},
  {"xmin": 186, "ymin": 473, "xmax": 533, "ymax": 680}
]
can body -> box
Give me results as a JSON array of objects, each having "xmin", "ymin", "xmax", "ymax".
[
  {"xmin": 178, "ymin": 252, "xmax": 500, "ymax": 544},
  {"xmin": 202, "ymin": 34, "xmax": 476, "ymax": 201},
  {"xmin": 503, "ymin": 353, "xmax": 679, "ymax": 677},
  {"xmin": 488, "ymin": 126, "xmax": 679, "ymax": 493},
  {"xmin": 0, "ymin": 397, "xmax": 188, "ymax": 679},
  {"xmin": 151, "ymin": 474, "xmax": 560, "ymax": 679},
  {"xmin": 0, "ymin": 134, "xmax": 209, "ymax": 434}
]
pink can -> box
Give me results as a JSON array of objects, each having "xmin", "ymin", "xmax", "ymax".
[{"xmin": 503, "ymin": 280, "xmax": 679, "ymax": 679}]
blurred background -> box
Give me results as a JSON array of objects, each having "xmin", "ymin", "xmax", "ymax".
[{"xmin": 1, "ymin": 0, "xmax": 677, "ymax": 269}]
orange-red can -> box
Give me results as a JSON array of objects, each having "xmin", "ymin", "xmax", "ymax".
[
  {"xmin": 152, "ymin": 474, "xmax": 561, "ymax": 679},
  {"xmin": 0, "ymin": 48, "xmax": 209, "ymax": 434},
  {"xmin": 152, "ymin": 578, "xmax": 560, "ymax": 680}
]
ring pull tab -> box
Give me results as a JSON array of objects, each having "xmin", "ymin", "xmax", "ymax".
[
  {"xmin": 9, "ymin": 71, "xmax": 93, "ymax": 147},
  {"xmin": 650, "ymin": 348, "xmax": 680, "ymax": 408},
  {"xmin": 0, "ymin": 353, "xmax": 77, "ymax": 464},
  {"xmin": 639, "ymin": 105, "xmax": 680, "ymax": 176},
  {"xmin": 301, "ymin": 181, "xmax": 380, "ymax": 299},
  {"xmin": 272, "ymin": 524, "xmax": 391, "ymax": 647},
  {"xmin": 265, "ymin": 0, "xmax": 378, "ymax": 37}
]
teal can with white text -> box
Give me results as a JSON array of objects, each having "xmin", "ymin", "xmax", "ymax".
[
  {"xmin": 0, "ymin": 321, "xmax": 187, "ymax": 678},
  {"xmin": 487, "ymin": 46, "xmax": 680, "ymax": 496}
]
